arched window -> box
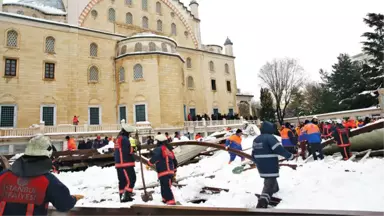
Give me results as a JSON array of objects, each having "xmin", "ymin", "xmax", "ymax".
[
  {"xmin": 161, "ymin": 43, "xmax": 168, "ymax": 52},
  {"xmin": 149, "ymin": 42, "xmax": 156, "ymax": 51},
  {"xmin": 225, "ymin": 63, "xmax": 229, "ymax": 73},
  {"xmin": 121, "ymin": 45, "xmax": 127, "ymax": 54},
  {"xmin": 156, "ymin": 2, "xmax": 162, "ymax": 14},
  {"xmin": 125, "ymin": 0, "xmax": 132, "ymax": 6},
  {"xmin": 133, "ymin": 64, "xmax": 143, "ymax": 80},
  {"xmin": 187, "ymin": 76, "xmax": 194, "ymax": 89},
  {"xmin": 171, "ymin": 23, "xmax": 177, "ymax": 35},
  {"xmin": 157, "ymin": 20, "xmax": 163, "ymax": 32},
  {"xmin": 89, "ymin": 66, "xmax": 99, "ymax": 82},
  {"xmin": 209, "ymin": 61, "xmax": 215, "ymax": 71},
  {"xmin": 142, "ymin": 16, "xmax": 148, "ymax": 29},
  {"xmin": 134, "ymin": 43, "xmax": 142, "ymax": 52},
  {"xmin": 142, "ymin": 0, "xmax": 148, "ymax": 10},
  {"xmin": 90, "ymin": 43, "xmax": 98, "ymax": 57},
  {"xmin": 45, "ymin": 36, "xmax": 55, "ymax": 53},
  {"xmin": 186, "ymin": 58, "xmax": 192, "ymax": 68},
  {"xmin": 6, "ymin": 30, "xmax": 18, "ymax": 47},
  {"xmin": 108, "ymin": 8, "xmax": 116, "ymax": 22},
  {"xmin": 119, "ymin": 67, "xmax": 125, "ymax": 82},
  {"xmin": 126, "ymin": 12, "xmax": 133, "ymax": 24}
]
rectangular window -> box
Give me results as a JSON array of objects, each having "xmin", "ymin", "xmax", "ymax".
[
  {"xmin": 5, "ymin": 59, "xmax": 17, "ymax": 77},
  {"xmin": 119, "ymin": 106, "xmax": 127, "ymax": 123},
  {"xmin": 135, "ymin": 104, "xmax": 146, "ymax": 122},
  {"xmin": 44, "ymin": 63, "xmax": 55, "ymax": 79},
  {"xmin": 228, "ymin": 108, "xmax": 234, "ymax": 116},
  {"xmin": 0, "ymin": 105, "xmax": 16, "ymax": 127},
  {"xmin": 213, "ymin": 108, "xmax": 219, "ymax": 116},
  {"xmin": 41, "ymin": 105, "xmax": 55, "ymax": 126},
  {"xmin": 89, "ymin": 107, "xmax": 101, "ymax": 125},
  {"xmin": 189, "ymin": 108, "xmax": 196, "ymax": 118},
  {"xmin": 226, "ymin": 81, "xmax": 232, "ymax": 92},
  {"xmin": 211, "ymin": 79, "xmax": 216, "ymax": 91}
]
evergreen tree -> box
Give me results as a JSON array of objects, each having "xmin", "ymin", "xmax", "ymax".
[
  {"xmin": 259, "ymin": 88, "xmax": 275, "ymax": 122},
  {"xmin": 323, "ymin": 54, "xmax": 364, "ymax": 110},
  {"xmin": 286, "ymin": 87, "xmax": 306, "ymax": 118},
  {"xmin": 361, "ymin": 13, "xmax": 384, "ymax": 90}
]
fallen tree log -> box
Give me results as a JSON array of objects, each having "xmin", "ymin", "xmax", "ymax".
[{"xmin": 322, "ymin": 121, "xmax": 384, "ymax": 155}]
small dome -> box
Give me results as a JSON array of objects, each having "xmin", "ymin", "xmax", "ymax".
[
  {"xmin": 224, "ymin": 37, "xmax": 233, "ymax": 46},
  {"xmin": 3, "ymin": 0, "xmax": 66, "ymax": 14},
  {"xmin": 189, "ymin": 0, "xmax": 199, "ymax": 6}
]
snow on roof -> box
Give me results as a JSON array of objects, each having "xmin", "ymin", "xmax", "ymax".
[
  {"xmin": 127, "ymin": 32, "xmax": 178, "ymax": 46},
  {"xmin": 3, "ymin": 0, "xmax": 67, "ymax": 15}
]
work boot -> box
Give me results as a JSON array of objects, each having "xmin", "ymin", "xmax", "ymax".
[
  {"xmin": 120, "ymin": 192, "xmax": 134, "ymax": 203},
  {"xmin": 256, "ymin": 199, "xmax": 268, "ymax": 208}
]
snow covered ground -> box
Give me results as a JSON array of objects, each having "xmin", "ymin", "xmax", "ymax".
[{"xmin": 55, "ymin": 134, "xmax": 384, "ymax": 211}]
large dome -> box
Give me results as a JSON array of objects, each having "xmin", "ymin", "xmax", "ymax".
[{"xmin": 3, "ymin": 0, "xmax": 66, "ymax": 15}]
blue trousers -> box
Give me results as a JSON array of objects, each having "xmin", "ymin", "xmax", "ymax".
[
  {"xmin": 116, "ymin": 167, "xmax": 136, "ymax": 194},
  {"xmin": 228, "ymin": 144, "xmax": 244, "ymax": 162},
  {"xmin": 159, "ymin": 175, "xmax": 175, "ymax": 205}
]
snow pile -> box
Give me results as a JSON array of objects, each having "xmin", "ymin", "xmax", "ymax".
[
  {"xmin": 3, "ymin": 0, "xmax": 67, "ymax": 15},
  {"xmin": 55, "ymin": 134, "xmax": 384, "ymax": 211},
  {"xmin": 97, "ymin": 141, "xmax": 115, "ymax": 154}
]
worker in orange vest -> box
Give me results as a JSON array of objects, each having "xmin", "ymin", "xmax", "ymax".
[{"xmin": 65, "ymin": 136, "xmax": 77, "ymax": 151}]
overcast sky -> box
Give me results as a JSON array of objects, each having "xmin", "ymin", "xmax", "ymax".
[{"xmin": 180, "ymin": 0, "xmax": 384, "ymax": 99}]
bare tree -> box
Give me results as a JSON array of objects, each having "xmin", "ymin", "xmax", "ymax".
[{"xmin": 258, "ymin": 58, "xmax": 304, "ymax": 124}]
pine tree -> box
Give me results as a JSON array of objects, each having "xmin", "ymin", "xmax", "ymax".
[
  {"xmin": 259, "ymin": 88, "xmax": 275, "ymax": 122},
  {"xmin": 324, "ymin": 54, "xmax": 364, "ymax": 110},
  {"xmin": 286, "ymin": 88, "xmax": 306, "ymax": 117},
  {"xmin": 361, "ymin": 13, "xmax": 384, "ymax": 90}
]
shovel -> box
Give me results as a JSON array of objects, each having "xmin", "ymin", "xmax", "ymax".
[{"xmin": 135, "ymin": 130, "xmax": 153, "ymax": 202}]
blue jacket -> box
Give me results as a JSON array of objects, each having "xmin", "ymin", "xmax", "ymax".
[
  {"xmin": 301, "ymin": 123, "xmax": 322, "ymax": 144},
  {"xmin": 149, "ymin": 145, "xmax": 176, "ymax": 178},
  {"xmin": 252, "ymin": 122, "xmax": 293, "ymax": 178},
  {"xmin": 114, "ymin": 135, "xmax": 135, "ymax": 168},
  {"xmin": 0, "ymin": 156, "xmax": 77, "ymax": 215}
]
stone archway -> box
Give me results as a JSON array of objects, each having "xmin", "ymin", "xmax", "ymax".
[{"xmin": 77, "ymin": 0, "xmax": 199, "ymax": 48}]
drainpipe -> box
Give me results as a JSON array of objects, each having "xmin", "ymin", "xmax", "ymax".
[{"xmin": 113, "ymin": 42, "xmax": 118, "ymax": 124}]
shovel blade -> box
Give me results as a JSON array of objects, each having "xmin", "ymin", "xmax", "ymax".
[{"xmin": 141, "ymin": 193, "xmax": 153, "ymax": 202}]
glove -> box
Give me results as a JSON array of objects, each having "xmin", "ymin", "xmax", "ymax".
[
  {"xmin": 73, "ymin": 195, "xmax": 84, "ymax": 201},
  {"xmin": 225, "ymin": 146, "xmax": 229, "ymax": 150}
]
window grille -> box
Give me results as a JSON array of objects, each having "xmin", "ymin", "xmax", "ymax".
[
  {"xmin": 142, "ymin": 16, "xmax": 148, "ymax": 28},
  {"xmin": 42, "ymin": 106, "xmax": 54, "ymax": 126},
  {"xmin": 44, "ymin": 63, "xmax": 55, "ymax": 79},
  {"xmin": 90, "ymin": 43, "xmax": 98, "ymax": 57},
  {"xmin": 161, "ymin": 43, "xmax": 168, "ymax": 52},
  {"xmin": 5, "ymin": 59, "xmax": 17, "ymax": 76},
  {"xmin": 108, "ymin": 8, "xmax": 116, "ymax": 22},
  {"xmin": 89, "ymin": 107, "xmax": 100, "ymax": 125},
  {"xmin": 119, "ymin": 106, "xmax": 127, "ymax": 122},
  {"xmin": 186, "ymin": 58, "xmax": 192, "ymax": 68},
  {"xmin": 157, "ymin": 20, "xmax": 163, "ymax": 32},
  {"xmin": 17, "ymin": 11, "xmax": 24, "ymax": 15},
  {"xmin": 7, "ymin": 30, "xmax": 18, "ymax": 47},
  {"xmin": 0, "ymin": 106, "xmax": 15, "ymax": 127},
  {"xmin": 121, "ymin": 45, "xmax": 127, "ymax": 54},
  {"xmin": 142, "ymin": 0, "xmax": 148, "ymax": 10},
  {"xmin": 125, "ymin": 0, "xmax": 132, "ymax": 5},
  {"xmin": 187, "ymin": 76, "xmax": 194, "ymax": 88},
  {"xmin": 171, "ymin": 23, "xmax": 177, "ymax": 35},
  {"xmin": 119, "ymin": 67, "xmax": 125, "ymax": 82},
  {"xmin": 126, "ymin": 12, "xmax": 133, "ymax": 24},
  {"xmin": 45, "ymin": 37, "xmax": 55, "ymax": 53},
  {"xmin": 135, "ymin": 104, "xmax": 146, "ymax": 122},
  {"xmin": 133, "ymin": 64, "xmax": 143, "ymax": 80},
  {"xmin": 134, "ymin": 43, "xmax": 142, "ymax": 52},
  {"xmin": 89, "ymin": 66, "xmax": 99, "ymax": 82},
  {"xmin": 149, "ymin": 42, "xmax": 156, "ymax": 51}
]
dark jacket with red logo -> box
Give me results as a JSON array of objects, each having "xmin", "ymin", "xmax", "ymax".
[
  {"xmin": 322, "ymin": 124, "xmax": 334, "ymax": 138},
  {"xmin": 331, "ymin": 124, "xmax": 351, "ymax": 147},
  {"xmin": 148, "ymin": 145, "xmax": 176, "ymax": 178},
  {"xmin": 0, "ymin": 156, "xmax": 77, "ymax": 215},
  {"xmin": 114, "ymin": 135, "xmax": 135, "ymax": 168}
]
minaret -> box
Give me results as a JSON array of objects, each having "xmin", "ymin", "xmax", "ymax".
[
  {"xmin": 189, "ymin": 0, "xmax": 202, "ymax": 48},
  {"xmin": 224, "ymin": 37, "xmax": 234, "ymax": 56}
]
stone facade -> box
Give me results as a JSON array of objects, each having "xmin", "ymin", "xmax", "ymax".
[{"xmin": 0, "ymin": 0, "xmax": 238, "ymax": 128}]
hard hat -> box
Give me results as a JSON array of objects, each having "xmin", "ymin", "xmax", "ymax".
[
  {"xmin": 336, "ymin": 119, "xmax": 342, "ymax": 124},
  {"xmin": 313, "ymin": 115, "xmax": 318, "ymax": 119},
  {"xmin": 326, "ymin": 120, "xmax": 332, "ymax": 123}
]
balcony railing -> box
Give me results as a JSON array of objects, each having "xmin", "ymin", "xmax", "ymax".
[{"xmin": 0, "ymin": 118, "xmax": 246, "ymax": 138}]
